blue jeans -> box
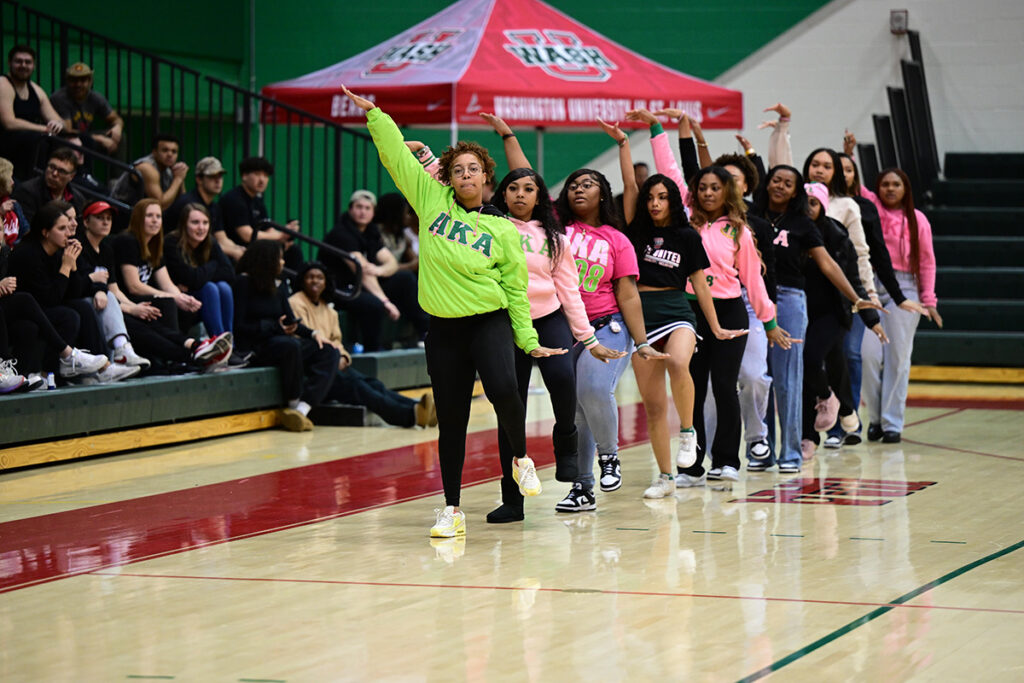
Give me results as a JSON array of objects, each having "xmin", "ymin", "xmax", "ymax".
[
  {"xmin": 574, "ymin": 313, "xmax": 633, "ymax": 489},
  {"xmin": 196, "ymin": 281, "xmax": 234, "ymax": 335},
  {"xmin": 768, "ymin": 287, "xmax": 807, "ymax": 467},
  {"xmin": 861, "ymin": 271, "xmax": 921, "ymax": 432}
]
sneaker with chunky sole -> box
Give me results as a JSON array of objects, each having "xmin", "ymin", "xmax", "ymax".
[
  {"xmin": 513, "ymin": 456, "xmax": 542, "ymax": 496},
  {"xmin": 643, "ymin": 475, "xmax": 676, "ymax": 499},
  {"xmin": 718, "ymin": 466, "xmax": 740, "ymax": 481},
  {"xmin": 839, "ymin": 412, "xmax": 860, "ymax": 434},
  {"xmin": 598, "ymin": 453, "xmax": 622, "ymax": 492},
  {"xmin": 96, "ymin": 362, "xmax": 141, "ymax": 384},
  {"xmin": 749, "ymin": 439, "xmax": 771, "ymax": 461},
  {"xmin": 555, "ymin": 483, "xmax": 597, "ymax": 512},
  {"xmin": 430, "ymin": 506, "xmax": 466, "ymax": 538},
  {"xmin": 823, "ymin": 434, "xmax": 843, "ymax": 449},
  {"xmin": 706, "ymin": 467, "xmax": 723, "ymax": 481},
  {"xmin": 778, "ymin": 462, "xmax": 801, "ymax": 474},
  {"xmin": 746, "ymin": 461, "xmax": 770, "ymax": 472},
  {"xmin": 112, "ymin": 342, "xmax": 151, "ymax": 370},
  {"xmin": 675, "ymin": 472, "xmax": 707, "ymax": 487},
  {"xmin": 192, "ymin": 332, "xmax": 233, "ymax": 367},
  {"xmin": 676, "ymin": 430, "xmax": 698, "ymax": 468},
  {"xmin": 0, "ymin": 358, "xmax": 25, "ymax": 393},
  {"xmin": 58, "ymin": 347, "xmax": 109, "ymax": 378}
]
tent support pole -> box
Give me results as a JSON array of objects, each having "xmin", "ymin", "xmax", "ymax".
[
  {"xmin": 536, "ymin": 127, "xmax": 544, "ymax": 177},
  {"xmin": 450, "ymin": 83, "xmax": 458, "ymax": 146}
]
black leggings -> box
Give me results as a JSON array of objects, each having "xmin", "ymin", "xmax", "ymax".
[
  {"xmin": 495, "ymin": 309, "xmax": 577, "ymax": 509},
  {"xmin": 802, "ymin": 312, "xmax": 845, "ymax": 442},
  {"xmin": 0, "ymin": 293, "xmax": 69, "ymax": 373},
  {"xmin": 684, "ymin": 297, "xmax": 748, "ymax": 473},
  {"xmin": 426, "ymin": 310, "xmax": 525, "ymax": 508}
]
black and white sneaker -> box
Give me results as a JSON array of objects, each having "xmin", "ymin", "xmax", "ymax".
[
  {"xmin": 555, "ymin": 483, "xmax": 596, "ymax": 512},
  {"xmin": 823, "ymin": 434, "xmax": 843, "ymax": 449},
  {"xmin": 747, "ymin": 461, "xmax": 770, "ymax": 472},
  {"xmin": 706, "ymin": 467, "xmax": 723, "ymax": 481},
  {"xmin": 598, "ymin": 453, "xmax": 621, "ymax": 492},
  {"xmin": 749, "ymin": 439, "xmax": 771, "ymax": 461}
]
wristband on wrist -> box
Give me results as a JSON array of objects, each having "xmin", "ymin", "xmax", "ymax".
[
  {"xmin": 617, "ymin": 137, "xmax": 627, "ymax": 147},
  {"xmin": 745, "ymin": 147, "xmax": 756, "ymax": 156},
  {"xmin": 635, "ymin": 341, "xmax": 650, "ymax": 351},
  {"xmin": 778, "ymin": 116, "xmax": 791, "ymax": 122},
  {"xmin": 696, "ymin": 141, "xmax": 708, "ymax": 148},
  {"xmin": 501, "ymin": 133, "xmax": 515, "ymax": 140}
]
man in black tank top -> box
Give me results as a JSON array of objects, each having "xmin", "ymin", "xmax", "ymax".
[{"xmin": 0, "ymin": 46, "xmax": 67, "ymax": 180}]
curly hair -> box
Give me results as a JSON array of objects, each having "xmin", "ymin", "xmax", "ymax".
[
  {"xmin": 554, "ymin": 168, "xmax": 623, "ymax": 231},
  {"xmin": 713, "ymin": 153, "xmax": 759, "ymax": 197},
  {"xmin": 629, "ymin": 173, "xmax": 688, "ymax": 237},
  {"xmin": 436, "ymin": 141, "xmax": 497, "ymax": 188},
  {"xmin": 493, "ymin": 167, "xmax": 564, "ymax": 262},
  {"xmin": 687, "ymin": 166, "xmax": 748, "ymax": 239},
  {"xmin": 238, "ymin": 239, "xmax": 284, "ymax": 295}
]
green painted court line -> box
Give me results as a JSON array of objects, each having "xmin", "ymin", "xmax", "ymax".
[
  {"xmin": 615, "ymin": 527, "xmax": 649, "ymax": 531},
  {"xmin": 735, "ymin": 537, "xmax": 1024, "ymax": 682},
  {"xmin": 931, "ymin": 540, "xmax": 967, "ymax": 544},
  {"xmin": 693, "ymin": 530, "xmax": 726, "ymax": 534},
  {"xmin": 771, "ymin": 534, "xmax": 804, "ymax": 538},
  {"xmin": 850, "ymin": 537, "xmax": 884, "ymax": 541}
]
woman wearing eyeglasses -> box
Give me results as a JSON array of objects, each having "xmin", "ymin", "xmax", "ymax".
[{"xmin": 342, "ymin": 88, "xmax": 565, "ymax": 540}]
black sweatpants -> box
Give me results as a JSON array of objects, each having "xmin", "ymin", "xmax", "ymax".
[
  {"xmin": 495, "ymin": 309, "xmax": 577, "ymax": 509},
  {"xmin": 326, "ymin": 366, "xmax": 418, "ymax": 427},
  {"xmin": 46, "ymin": 299, "xmax": 104, "ymax": 357},
  {"xmin": 683, "ymin": 297, "xmax": 748, "ymax": 474},
  {"xmin": 341, "ymin": 269, "xmax": 429, "ymax": 351},
  {"xmin": 426, "ymin": 310, "xmax": 525, "ymax": 508},
  {"xmin": 802, "ymin": 312, "xmax": 845, "ymax": 443},
  {"xmin": 0, "ymin": 292, "xmax": 70, "ymax": 373},
  {"xmin": 250, "ymin": 335, "xmax": 340, "ymax": 406}
]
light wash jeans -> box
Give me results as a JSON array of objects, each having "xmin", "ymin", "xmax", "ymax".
[
  {"xmin": 91, "ymin": 294, "xmax": 128, "ymax": 356},
  {"xmin": 768, "ymin": 287, "xmax": 807, "ymax": 467},
  {"xmin": 861, "ymin": 271, "xmax": 921, "ymax": 432},
  {"xmin": 196, "ymin": 281, "xmax": 234, "ymax": 335},
  {"xmin": 574, "ymin": 312, "xmax": 633, "ymax": 489}
]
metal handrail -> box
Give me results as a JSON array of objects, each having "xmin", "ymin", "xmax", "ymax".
[
  {"xmin": 257, "ymin": 219, "xmax": 362, "ymax": 302},
  {"xmin": 32, "ymin": 136, "xmax": 140, "ymax": 213}
]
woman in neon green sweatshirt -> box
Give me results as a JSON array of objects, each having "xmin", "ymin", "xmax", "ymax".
[{"xmin": 342, "ymin": 87, "xmax": 565, "ymax": 539}]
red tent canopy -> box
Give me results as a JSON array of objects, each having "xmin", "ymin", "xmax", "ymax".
[{"xmin": 261, "ymin": 0, "xmax": 742, "ymax": 131}]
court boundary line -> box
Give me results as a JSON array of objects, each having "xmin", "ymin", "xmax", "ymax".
[
  {"xmin": 88, "ymin": 570, "xmax": 1024, "ymax": 617},
  {"xmin": 901, "ymin": 438, "xmax": 1024, "ymax": 463},
  {"xmin": 734, "ymin": 538, "xmax": 1024, "ymax": 682}
]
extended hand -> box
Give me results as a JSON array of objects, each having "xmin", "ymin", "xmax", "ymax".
[
  {"xmin": 766, "ymin": 325, "xmax": 801, "ymax": 350},
  {"xmin": 341, "ymin": 85, "xmax": 375, "ymax": 112},
  {"xmin": 625, "ymin": 109, "xmax": 658, "ymax": 126},
  {"xmin": 713, "ymin": 327, "xmax": 749, "ymax": 340},
  {"xmin": 588, "ymin": 343, "xmax": 627, "ymax": 363},
  {"xmin": 530, "ymin": 345, "xmax": 568, "ymax": 358},
  {"xmin": 478, "ymin": 112, "xmax": 513, "ymax": 136},
  {"xmin": 635, "ymin": 344, "xmax": 669, "ymax": 360},
  {"xmin": 596, "ymin": 118, "xmax": 627, "ymax": 145}
]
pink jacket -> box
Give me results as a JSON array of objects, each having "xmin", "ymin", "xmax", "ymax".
[
  {"xmin": 685, "ymin": 217, "xmax": 776, "ymax": 324},
  {"xmin": 861, "ymin": 189, "xmax": 937, "ymax": 306},
  {"xmin": 650, "ymin": 125, "xmax": 691, "ymax": 205},
  {"xmin": 511, "ymin": 217, "xmax": 598, "ymax": 347}
]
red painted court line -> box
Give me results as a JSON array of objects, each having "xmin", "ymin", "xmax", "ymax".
[
  {"xmin": 907, "ymin": 397, "xmax": 1024, "ymax": 411},
  {"xmin": 92, "ymin": 570, "xmax": 1024, "ymax": 616},
  {"xmin": 904, "ymin": 407, "xmax": 964, "ymax": 427}
]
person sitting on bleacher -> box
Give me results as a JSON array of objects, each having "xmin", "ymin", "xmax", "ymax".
[
  {"xmin": 217, "ymin": 156, "xmax": 302, "ymax": 269},
  {"xmin": 111, "ymin": 133, "xmax": 187, "ymax": 211},
  {"xmin": 1, "ymin": 157, "xmax": 30, "ymax": 247},
  {"xmin": 0, "ymin": 45, "xmax": 67, "ymax": 181},
  {"xmin": 11, "ymin": 146, "xmax": 84, "ymax": 223},
  {"xmin": 320, "ymin": 189, "xmax": 428, "ymax": 351},
  {"xmin": 49, "ymin": 62, "xmax": 124, "ymax": 158},
  {"xmin": 164, "ymin": 156, "xmax": 225, "ymax": 241},
  {"xmin": 8, "ymin": 200, "xmax": 137, "ymax": 384},
  {"xmin": 288, "ymin": 261, "xmax": 435, "ymax": 428},
  {"xmin": 113, "ymin": 198, "xmax": 232, "ymax": 372},
  {"xmin": 233, "ymin": 240, "xmax": 340, "ymax": 432}
]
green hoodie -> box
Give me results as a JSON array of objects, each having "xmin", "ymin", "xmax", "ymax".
[{"xmin": 366, "ymin": 108, "xmax": 538, "ymax": 352}]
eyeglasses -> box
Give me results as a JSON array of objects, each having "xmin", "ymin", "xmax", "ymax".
[
  {"xmin": 46, "ymin": 163, "xmax": 75, "ymax": 177},
  {"xmin": 451, "ymin": 164, "xmax": 483, "ymax": 179},
  {"xmin": 568, "ymin": 180, "xmax": 598, "ymax": 193}
]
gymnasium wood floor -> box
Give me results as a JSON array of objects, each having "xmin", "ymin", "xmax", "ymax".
[{"xmin": 2, "ymin": 373, "xmax": 1023, "ymax": 682}]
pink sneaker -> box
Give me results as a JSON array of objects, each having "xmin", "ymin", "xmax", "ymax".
[
  {"xmin": 814, "ymin": 391, "xmax": 840, "ymax": 431},
  {"xmin": 801, "ymin": 439, "xmax": 816, "ymax": 462}
]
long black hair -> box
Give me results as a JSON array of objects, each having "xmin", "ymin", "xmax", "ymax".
[
  {"xmin": 751, "ymin": 164, "xmax": 809, "ymax": 219},
  {"xmin": 629, "ymin": 173, "xmax": 687, "ymax": 235},
  {"xmin": 554, "ymin": 168, "xmax": 622, "ymax": 231},
  {"xmin": 28, "ymin": 200, "xmax": 73, "ymax": 242},
  {"xmin": 238, "ymin": 239, "xmax": 284, "ymax": 295},
  {"xmin": 803, "ymin": 147, "xmax": 849, "ymax": 198},
  {"xmin": 493, "ymin": 167, "xmax": 563, "ymax": 261},
  {"xmin": 376, "ymin": 192, "xmax": 411, "ymax": 237},
  {"xmin": 838, "ymin": 153, "xmax": 862, "ymax": 195}
]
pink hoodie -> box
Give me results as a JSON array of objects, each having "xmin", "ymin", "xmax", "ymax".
[
  {"xmin": 860, "ymin": 188, "xmax": 937, "ymax": 306},
  {"xmin": 650, "ymin": 126, "xmax": 691, "ymax": 205},
  {"xmin": 510, "ymin": 217, "xmax": 598, "ymax": 347}
]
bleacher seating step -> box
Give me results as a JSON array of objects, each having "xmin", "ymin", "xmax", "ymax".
[
  {"xmin": 350, "ymin": 349, "xmax": 429, "ymax": 390},
  {"xmin": 933, "ymin": 299, "xmax": 1024, "ymax": 333},
  {"xmin": 912, "ymin": 331, "xmax": 1024, "ymax": 368},
  {"xmin": 928, "ymin": 179, "xmax": 1024, "ymax": 208},
  {"xmin": 943, "ymin": 153, "xmax": 1024, "ymax": 180},
  {"xmin": 925, "ymin": 207, "xmax": 1024, "ymax": 237},
  {"xmin": 935, "ymin": 267, "xmax": 1024, "ymax": 300},
  {"xmin": 308, "ymin": 404, "xmax": 383, "ymax": 427},
  {"xmin": 932, "ymin": 236, "xmax": 1024, "ymax": 268}
]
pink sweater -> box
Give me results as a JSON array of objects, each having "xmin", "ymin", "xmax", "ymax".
[
  {"xmin": 684, "ymin": 217, "xmax": 776, "ymax": 324},
  {"xmin": 511, "ymin": 217, "xmax": 598, "ymax": 347},
  {"xmin": 861, "ymin": 188, "xmax": 937, "ymax": 306},
  {"xmin": 650, "ymin": 127, "xmax": 691, "ymax": 205}
]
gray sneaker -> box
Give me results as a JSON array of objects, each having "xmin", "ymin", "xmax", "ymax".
[{"xmin": 59, "ymin": 348, "xmax": 108, "ymax": 378}]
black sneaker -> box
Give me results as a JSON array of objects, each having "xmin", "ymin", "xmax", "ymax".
[
  {"xmin": 555, "ymin": 483, "xmax": 596, "ymax": 513},
  {"xmin": 882, "ymin": 431, "xmax": 901, "ymax": 443},
  {"xmin": 843, "ymin": 432, "xmax": 863, "ymax": 445},
  {"xmin": 486, "ymin": 503, "xmax": 524, "ymax": 523},
  {"xmin": 867, "ymin": 424, "xmax": 884, "ymax": 442},
  {"xmin": 598, "ymin": 453, "xmax": 621, "ymax": 492},
  {"xmin": 228, "ymin": 350, "xmax": 254, "ymax": 368}
]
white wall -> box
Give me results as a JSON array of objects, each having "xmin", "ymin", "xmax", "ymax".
[{"xmin": 588, "ymin": 0, "xmax": 1024, "ymax": 192}]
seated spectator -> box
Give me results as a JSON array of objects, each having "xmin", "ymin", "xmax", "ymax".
[
  {"xmin": 75, "ymin": 200, "xmax": 150, "ymax": 370},
  {"xmin": 49, "ymin": 62, "xmax": 123, "ymax": 157},
  {"xmin": 320, "ymin": 190, "xmax": 428, "ymax": 351},
  {"xmin": 217, "ymin": 156, "xmax": 301, "ymax": 268},
  {"xmin": 164, "ymin": 156, "xmax": 224, "ymax": 239},
  {"xmin": 0, "ymin": 45, "xmax": 66, "ymax": 180},
  {"xmin": 11, "ymin": 146, "xmax": 85, "ymax": 223},
  {"xmin": 288, "ymin": 261, "xmax": 435, "ymax": 428},
  {"xmin": 112, "ymin": 133, "xmax": 187, "ymax": 210},
  {"xmin": 114, "ymin": 198, "xmax": 232, "ymax": 370},
  {"xmin": 376, "ymin": 192, "xmax": 418, "ymax": 273},
  {"xmin": 1, "ymin": 156, "xmax": 30, "ymax": 246},
  {"xmin": 8, "ymin": 201, "xmax": 135, "ymax": 383},
  {"xmin": 233, "ymin": 240, "xmax": 340, "ymax": 431},
  {"xmin": 164, "ymin": 203, "xmax": 248, "ymax": 367}
]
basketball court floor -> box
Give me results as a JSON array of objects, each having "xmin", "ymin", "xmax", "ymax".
[{"xmin": 2, "ymin": 372, "xmax": 1023, "ymax": 681}]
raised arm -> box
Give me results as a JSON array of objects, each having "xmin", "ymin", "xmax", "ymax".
[
  {"xmin": 597, "ymin": 118, "xmax": 637, "ymax": 224},
  {"xmin": 629, "ymin": 108, "xmax": 689, "ymax": 203},
  {"xmin": 761, "ymin": 102, "xmax": 793, "ymax": 169},
  {"xmin": 479, "ymin": 113, "xmax": 532, "ymax": 170}
]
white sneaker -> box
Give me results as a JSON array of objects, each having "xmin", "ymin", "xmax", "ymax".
[
  {"xmin": 513, "ymin": 456, "xmax": 542, "ymax": 496},
  {"xmin": 0, "ymin": 358, "xmax": 26, "ymax": 393},
  {"xmin": 58, "ymin": 348, "xmax": 108, "ymax": 378},
  {"xmin": 706, "ymin": 467, "xmax": 723, "ymax": 480},
  {"xmin": 96, "ymin": 362, "xmax": 141, "ymax": 384},
  {"xmin": 840, "ymin": 412, "xmax": 860, "ymax": 433},
  {"xmin": 191, "ymin": 332, "xmax": 233, "ymax": 367},
  {"xmin": 430, "ymin": 506, "xmax": 466, "ymax": 538},
  {"xmin": 112, "ymin": 342, "xmax": 151, "ymax": 370},
  {"xmin": 718, "ymin": 466, "xmax": 740, "ymax": 481},
  {"xmin": 643, "ymin": 475, "xmax": 675, "ymax": 499},
  {"xmin": 675, "ymin": 472, "xmax": 706, "ymax": 488},
  {"xmin": 676, "ymin": 430, "xmax": 698, "ymax": 468},
  {"xmin": 25, "ymin": 372, "xmax": 46, "ymax": 392}
]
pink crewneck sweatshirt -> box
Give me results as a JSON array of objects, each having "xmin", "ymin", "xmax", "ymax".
[
  {"xmin": 510, "ymin": 216, "xmax": 598, "ymax": 347},
  {"xmin": 684, "ymin": 217, "xmax": 776, "ymax": 325},
  {"xmin": 860, "ymin": 188, "xmax": 937, "ymax": 306},
  {"xmin": 650, "ymin": 126, "xmax": 691, "ymax": 205}
]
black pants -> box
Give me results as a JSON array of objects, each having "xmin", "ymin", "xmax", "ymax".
[
  {"xmin": 825, "ymin": 331, "xmax": 856, "ymax": 418},
  {"xmin": 684, "ymin": 297, "xmax": 748, "ymax": 473},
  {"xmin": 45, "ymin": 299, "xmax": 104, "ymax": 356},
  {"xmin": 495, "ymin": 309, "xmax": 577, "ymax": 509},
  {"xmin": 426, "ymin": 310, "xmax": 525, "ymax": 508},
  {"xmin": 0, "ymin": 292, "xmax": 69, "ymax": 373},
  {"xmin": 250, "ymin": 335, "xmax": 340, "ymax": 406},
  {"xmin": 341, "ymin": 270, "xmax": 429, "ymax": 351},
  {"xmin": 326, "ymin": 366, "xmax": 417, "ymax": 427},
  {"xmin": 802, "ymin": 312, "xmax": 845, "ymax": 442}
]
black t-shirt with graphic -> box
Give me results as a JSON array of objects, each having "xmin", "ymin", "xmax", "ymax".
[
  {"xmin": 764, "ymin": 211, "xmax": 823, "ymax": 290},
  {"xmin": 630, "ymin": 224, "xmax": 710, "ymax": 290},
  {"xmin": 113, "ymin": 232, "xmax": 162, "ymax": 293}
]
